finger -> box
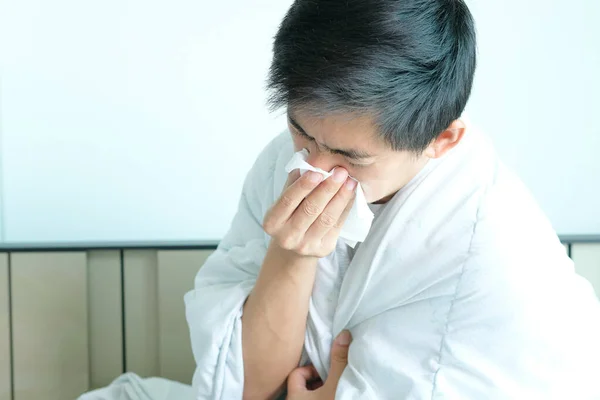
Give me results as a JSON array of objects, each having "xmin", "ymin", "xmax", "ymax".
[
  {"xmin": 287, "ymin": 365, "xmax": 321, "ymax": 394},
  {"xmin": 325, "ymin": 331, "xmax": 352, "ymax": 390},
  {"xmin": 264, "ymin": 171, "xmax": 323, "ymax": 233},
  {"xmin": 320, "ymin": 189, "xmax": 356, "ymax": 249},
  {"xmin": 289, "ymin": 168, "xmax": 349, "ymax": 233},
  {"xmin": 306, "ymin": 177, "xmax": 357, "ymax": 240}
]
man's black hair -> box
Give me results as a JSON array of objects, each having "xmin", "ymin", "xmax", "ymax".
[{"xmin": 267, "ymin": 0, "xmax": 477, "ymax": 152}]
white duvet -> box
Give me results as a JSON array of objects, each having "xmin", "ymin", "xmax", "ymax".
[
  {"xmin": 78, "ymin": 373, "xmax": 193, "ymax": 400},
  {"xmin": 184, "ymin": 124, "xmax": 600, "ymax": 399}
]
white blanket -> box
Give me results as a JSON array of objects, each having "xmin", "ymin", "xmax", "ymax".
[
  {"xmin": 78, "ymin": 373, "xmax": 193, "ymax": 400},
  {"xmin": 184, "ymin": 124, "xmax": 600, "ymax": 399}
]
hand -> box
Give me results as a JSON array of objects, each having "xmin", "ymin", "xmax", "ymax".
[
  {"xmin": 263, "ymin": 168, "xmax": 356, "ymax": 258},
  {"xmin": 286, "ymin": 331, "xmax": 352, "ymax": 400}
]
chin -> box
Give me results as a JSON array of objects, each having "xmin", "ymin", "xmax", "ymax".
[
  {"xmin": 365, "ymin": 192, "xmax": 382, "ymax": 204},
  {"xmin": 362, "ymin": 188, "xmax": 379, "ymax": 204},
  {"xmin": 362, "ymin": 184, "xmax": 397, "ymax": 204},
  {"xmin": 369, "ymin": 190, "xmax": 398, "ymax": 205}
]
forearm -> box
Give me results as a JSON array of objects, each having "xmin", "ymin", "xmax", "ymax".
[{"xmin": 242, "ymin": 243, "xmax": 318, "ymax": 399}]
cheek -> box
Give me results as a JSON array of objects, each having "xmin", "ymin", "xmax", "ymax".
[
  {"xmin": 351, "ymin": 165, "xmax": 397, "ymax": 202},
  {"xmin": 350, "ymin": 170, "xmax": 382, "ymax": 199}
]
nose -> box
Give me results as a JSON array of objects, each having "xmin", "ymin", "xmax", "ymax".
[{"xmin": 305, "ymin": 150, "xmax": 339, "ymax": 173}]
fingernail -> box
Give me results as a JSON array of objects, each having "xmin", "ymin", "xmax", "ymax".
[
  {"xmin": 307, "ymin": 171, "xmax": 323, "ymax": 183},
  {"xmin": 345, "ymin": 178, "xmax": 357, "ymax": 191},
  {"xmin": 332, "ymin": 168, "xmax": 348, "ymax": 183},
  {"xmin": 335, "ymin": 330, "xmax": 352, "ymax": 346}
]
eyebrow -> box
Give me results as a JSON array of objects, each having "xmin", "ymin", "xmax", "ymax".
[{"xmin": 287, "ymin": 115, "xmax": 374, "ymax": 160}]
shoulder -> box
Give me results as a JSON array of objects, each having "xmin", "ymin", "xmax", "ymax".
[
  {"xmin": 250, "ymin": 130, "xmax": 293, "ymax": 176},
  {"xmin": 449, "ymin": 172, "xmax": 598, "ymax": 342},
  {"xmin": 242, "ymin": 130, "xmax": 294, "ymax": 212},
  {"xmin": 246, "ymin": 130, "xmax": 293, "ymax": 184},
  {"xmin": 437, "ymin": 230, "xmax": 600, "ymax": 397}
]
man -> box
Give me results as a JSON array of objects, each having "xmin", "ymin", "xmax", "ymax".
[{"xmin": 185, "ymin": 0, "xmax": 600, "ymax": 399}]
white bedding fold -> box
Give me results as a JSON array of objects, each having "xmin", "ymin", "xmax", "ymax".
[{"xmin": 78, "ymin": 373, "xmax": 194, "ymax": 400}]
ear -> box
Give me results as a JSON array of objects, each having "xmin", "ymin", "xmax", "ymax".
[{"xmin": 424, "ymin": 119, "xmax": 466, "ymax": 159}]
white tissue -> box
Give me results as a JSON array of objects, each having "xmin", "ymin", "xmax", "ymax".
[{"xmin": 284, "ymin": 149, "xmax": 374, "ymax": 248}]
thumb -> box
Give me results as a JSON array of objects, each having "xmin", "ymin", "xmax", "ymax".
[
  {"xmin": 326, "ymin": 330, "xmax": 352, "ymax": 387},
  {"xmin": 287, "ymin": 365, "xmax": 319, "ymax": 394}
]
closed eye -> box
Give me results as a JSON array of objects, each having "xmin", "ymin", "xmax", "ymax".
[
  {"xmin": 291, "ymin": 125, "xmax": 371, "ymax": 168},
  {"xmin": 347, "ymin": 160, "xmax": 367, "ymax": 168}
]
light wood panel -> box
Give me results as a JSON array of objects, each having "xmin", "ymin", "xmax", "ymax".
[
  {"xmin": 124, "ymin": 250, "xmax": 159, "ymax": 377},
  {"xmin": 157, "ymin": 250, "xmax": 211, "ymax": 384},
  {"xmin": 0, "ymin": 243, "xmax": 596, "ymax": 399},
  {"xmin": 11, "ymin": 252, "xmax": 89, "ymax": 400},
  {"xmin": 571, "ymin": 244, "xmax": 600, "ymax": 297},
  {"xmin": 0, "ymin": 254, "xmax": 10, "ymax": 400},
  {"xmin": 87, "ymin": 251, "xmax": 123, "ymax": 389}
]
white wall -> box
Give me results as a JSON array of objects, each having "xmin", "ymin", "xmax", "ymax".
[
  {"xmin": 0, "ymin": 0, "xmax": 292, "ymax": 243},
  {"xmin": 465, "ymin": 0, "xmax": 600, "ymax": 235},
  {"xmin": 0, "ymin": 0, "xmax": 598, "ymax": 244}
]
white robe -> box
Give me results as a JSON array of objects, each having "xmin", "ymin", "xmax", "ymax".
[{"xmin": 184, "ymin": 124, "xmax": 600, "ymax": 399}]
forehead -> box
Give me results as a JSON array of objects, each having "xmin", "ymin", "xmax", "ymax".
[{"xmin": 289, "ymin": 109, "xmax": 388, "ymax": 153}]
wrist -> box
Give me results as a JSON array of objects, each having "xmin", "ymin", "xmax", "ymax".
[{"xmin": 268, "ymin": 241, "xmax": 319, "ymax": 267}]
